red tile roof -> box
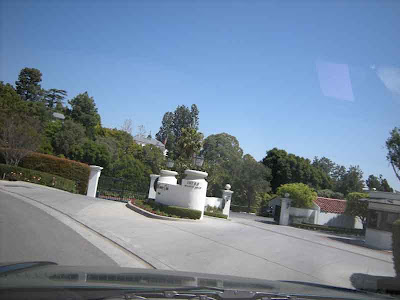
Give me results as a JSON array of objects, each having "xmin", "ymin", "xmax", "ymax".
[{"xmin": 313, "ymin": 197, "xmax": 347, "ymax": 214}]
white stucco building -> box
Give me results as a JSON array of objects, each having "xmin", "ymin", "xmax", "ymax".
[{"xmin": 364, "ymin": 191, "xmax": 400, "ymax": 250}]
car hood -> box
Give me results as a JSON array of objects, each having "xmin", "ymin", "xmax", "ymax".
[{"xmin": 0, "ymin": 262, "xmax": 394, "ymax": 300}]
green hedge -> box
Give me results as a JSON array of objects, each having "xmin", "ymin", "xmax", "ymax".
[
  {"xmin": 0, "ymin": 152, "xmax": 90, "ymax": 194},
  {"xmin": 393, "ymin": 219, "xmax": 400, "ymax": 277},
  {"xmin": 292, "ymin": 223, "xmax": 364, "ymax": 236},
  {"xmin": 204, "ymin": 211, "xmax": 228, "ymax": 219},
  {"xmin": 135, "ymin": 199, "xmax": 202, "ymax": 220},
  {"xmin": 0, "ymin": 164, "xmax": 77, "ymax": 193}
]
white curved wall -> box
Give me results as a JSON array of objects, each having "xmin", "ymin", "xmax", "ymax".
[{"xmin": 155, "ymin": 170, "xmax": 208, "ymax": 219}]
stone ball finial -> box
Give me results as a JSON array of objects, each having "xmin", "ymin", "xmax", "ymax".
[{"xmin": 225, "ymin": 184, "xmax": 231, "ymax": 190}]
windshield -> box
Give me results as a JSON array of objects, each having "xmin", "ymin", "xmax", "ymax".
[{"xmin": 0, "ymin": 0, "xmax": 399, "ymax": 298}]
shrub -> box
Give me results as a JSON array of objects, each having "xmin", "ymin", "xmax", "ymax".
[
  {"xmin": 277, "ymin": 183, "xmax": 317, "ymax": 208},
  {"xmin": 0, "ymin": 151, "xmax": 90, "ymax": 194},
  {"xmin": 134, "ymin": 199, "xmax": 202, "ymax": 220},
  {"xmin": 204, "ymin": 211, "xmax": 228, "ymax": 219},
  {"xmin": 393, "ymin": 219, "xmax": 400, "ymax": 277},
  {"xmin": 0, "ymin": 163, "xmax": 76, "ymax": 193}
]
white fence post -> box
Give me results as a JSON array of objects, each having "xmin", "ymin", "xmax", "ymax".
[
  {"xmin": 148, "ymin": 174, "xmax": 160, "ymax": 199},
  {"xmin": 86, "ymin": 165, "xmax": 103, "ymax": 197},
  {"xmin": 221, "ymin": 184, "xmax": 233, "ymax": 218}
]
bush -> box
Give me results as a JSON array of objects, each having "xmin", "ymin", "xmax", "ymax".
[
  {"xmin": 134, "ymin": 199, "xmax": 202, "ymax": 220},
  {"xmin": 277, "ymin": 183, "xmax": 317, "ymax": 208},
  {"xmin": 204, "ymin": 211, "xmax": 228, "ymax": 219},
  {"xmin": 1, "ymin": 152, "xmax": 90, "ymax": 194},
  {"xmin": 0, "ymin": 163, "xmax": 77, "ymax": 193},
  {"xmin": 393, "ymin": 219, "xmax": 400, "ymax": 277},
  {"xmin": 292, "ymin": 222, "xmax": 364, "ymax": 236}
]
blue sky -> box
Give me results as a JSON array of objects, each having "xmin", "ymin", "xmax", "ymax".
[{"xmin": 1, "ymin": 0, "xmax": 400, "ymax": 189}]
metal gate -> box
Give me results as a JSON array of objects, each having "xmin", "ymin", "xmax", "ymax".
[
  {"xmin": 274, "ymin": 205, "xmax": 281, "ymax": 223},
  {"xmin": 97, "ymin": 175, "xmax": 147, "ymax": 202}
]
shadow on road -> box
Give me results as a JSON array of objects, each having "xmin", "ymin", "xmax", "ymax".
[
  {"xmin": 255, "ymin": 219, "xmax": 278, "ymax": 225},
  {"xmin": 326, "ymin": 236, "xmax": 384, "ymax": 251}
]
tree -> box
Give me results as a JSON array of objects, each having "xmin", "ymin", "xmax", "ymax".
[
  {"xmin": 386, "ymin": 127, "xmax": 400, "ymax": 183},
  {"xmin": 336, "ymin": 165, "xmax": 364, "ymax": 196},
  {"xmin": 136, "ymin": 144, "xmax": 166, "ymax": 174},
  {"xmin": 71, "ymin": 139, "xmax": 111, "ymax": 169},
  {"xmin": 262, "ymin": 148, "xmax": 331, "ymax": 193},
  {"xmin": 234, "ymin": 154, "xmax": 271, "ymax": 210},
  {"xmin": 44, "ymin": 89, "xmax": 67, "ymax": 109},
  {"xmin": 121, "ymin": 118, "xmax": 133, "ymax": 135},
  {"xmin": 15, "ymin": 68, "xmax": 43, "ymax": 102},
  {"xmin": 176, "ymin": 128, "xmax": 203, "ymax": 160},
  {"xmin": 0, "ymin": 115, "xmax": 41, "ymax": 165},
  {"xmin": 345, "ymin": 192, "xmax": 369, "ymax": 229},
  {"xmin": 155, "ymin": 111, "xmax": 174, "ymax": 150},
  {"xmin": 276, "ymin": 183, "xmax": 317, "ymax": 209},
  {"xmin": 202, "ymin": 133, "xmax": 244, "ymax": 196},
  {"xmin": 366, "ymin": 174, "xmax": 393, "ymax": 192},
  {"xmin": 68, "ymin": 92, "xmax": 101, "ymax": 138},
  {"xmin": 52, "ymin": 120, "xmax": 86, "ymax": 158},
  {"xmin": 156, "ymin": 104, "xmax": 199, "ymax": 158},
  {"xmin": 312, "ymin": 156, "xmax": 336, "ymax": 177},
  {"xmin": 0, "ymin": 82, "xmax": 29, "ymax": 116}
]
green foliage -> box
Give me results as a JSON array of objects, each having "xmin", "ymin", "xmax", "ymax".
[
  {"xmin": 136, "ymin": 144, "xmax": 166, "ymax": 174},
  {"xmin": 0, "ymin": 163, "xmax": 76, "ymax": 193},
  {"xmin": 386, "ymin": 127, "xmax": 400, "ymax": 183},
  {"xmin": 317, "ymin": 189, "xmax": 345, "ymax": 199},
  {"xmin": 204, "ymin": 211, "xmax": 228, "ymax": 219},
  {"xmin": 108, "ymin": 156, "xmax": 151, "ymax": 193},
  {"xmin": 233, "ymin": 154, "xmax": 271, "ymax": 209},
  {"xmin": 52, "ymin": 120, "xmax": 86, "ymax": 158},
  {"xmin": 262, "ymin": 148, "xmax": 331, "ymax": 193},
  {"xmin": 392, "ymin": 219, "xmax": 400, "ymax": 277},
  {"xmin": 67, "ymin": 92, "xmax": 101, "ymax": 138},
  {"xmin": 44, "ymin": 89, "xmax": 67, "ymax": 109},
  {"xmin": 15, "ymin": 68, "xmax": 43, "ymax": 102},
  {"xmin": 71, "ymin": 138, "xmax": 111, "ymax": 169},
  {"xmin": 176, "ymin": 127, "xmax": 203, "ymax": 160},
  {"xmin": 10, "ymin": 152, "xmax": 90, "ymax": 194},
  {"xmin": 155, "ymin": 104, "xmax": 199, "ymax": 158},
  {"xmin": 366, "ymin": 174, "xmax": 394, "ymax": 192},
  {"xmin": 0, "ymin": 82, "xmax": 29, "ymax": 117},
  {"xmin": 336, "ymin": 166, "xmax": 364, "ymax": 196},
  {"xmin": 277, "ymin": 183, "xmax": 317, "ymax": 208},
  {"xmin": 0, "ymin": 115, "xmax": 41, "ymax": 165},
  {"xmin": 134, "ymin": 199, "xmax": 202, "ymax": 219},
  {"xmin": 292, "ymin": 223, "xmax": 364, "ymax": 236},
  {"xmin": 202, "ymin": 133, "xmax": 244, "ymax": 196},
  {"xmin": 345, "ymin": 192, "xmax": 369, "ymax": 227}
]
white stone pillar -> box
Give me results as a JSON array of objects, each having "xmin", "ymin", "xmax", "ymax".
[
  {"xmin": 148, "ymin": 174, "xmax": 160, "ymax": 199},
  {"xmin": 86, "ymin": 165, "xmax": 103, "ymax": 198},
  {"xmin": 221, "ymin": 184, "xmax": 233, "ymax": 218},
  {"xmin": 182, "ymin": 169, "xmax": 208, "ymax": 219},
  {"xmin": 158, "ymin": 170, "xmax": 178, "ymax": 185},
  {"xmin": 279, "ymin": 198, "xmax": 291, "ymax": 225}
]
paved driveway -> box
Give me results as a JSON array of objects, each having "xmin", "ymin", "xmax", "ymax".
[{"xmin": 0, "ymin": 181, "xmax": 395, "ymax": 290}]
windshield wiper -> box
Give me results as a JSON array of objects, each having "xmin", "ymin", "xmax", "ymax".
[{"xmin": 0, "ymin": 261, "xmax": 57, "ymax": 275}]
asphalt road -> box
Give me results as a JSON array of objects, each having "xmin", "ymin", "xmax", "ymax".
[
  {"xmin": 0, "ymin": 190, "xmax": 118, "ymax": 266},
  {"xmin": 229, "ymin": 211, "xmax": 276, "ymax": 223}
]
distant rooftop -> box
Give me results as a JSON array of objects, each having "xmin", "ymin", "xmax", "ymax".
[
  {"xmin": 133, "ymin": 135, "xmax": 166, "ymax": 149},
  {"xmin": 313, "ymin": 197, "xmax": 347, "ymax": 214},
  {"xmin": 364, "ymin": 191, "xmax": 400, "ymax": 206}
]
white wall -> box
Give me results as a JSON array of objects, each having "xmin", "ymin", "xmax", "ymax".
[
  {"xmin": 365, "ymin": 228, "xmax": 393, "ymax": 250},
  {"xmin": 316, "ymin": 212, "xmax": 363, "ymax": 229},
  {"xmin": 205, "ymin": 197, "xmax": 222, "ymax": 209},
  {"xmin": 155, "ymin": 170, "xmax": 208, "ymax": 220},
  {"xmin": 288, "ymin": 207, "xmax": 317, "ymax": 224}
]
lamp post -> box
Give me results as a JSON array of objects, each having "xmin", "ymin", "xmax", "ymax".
[
  {"xmin": 166, "ymin": 159, "xmax": 174, "ymax": 169},
  {"xmin": 194, "ymin": 156, "xmax": 204, "ymax": 167}
]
